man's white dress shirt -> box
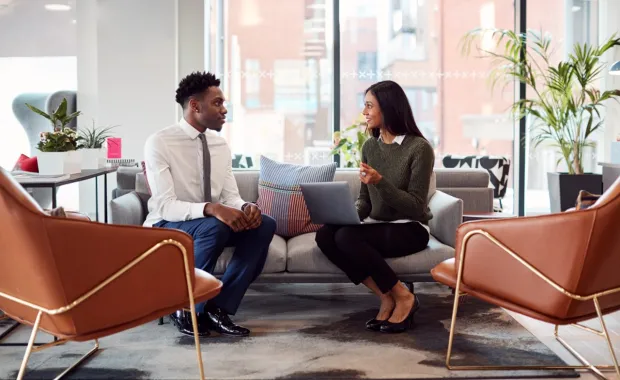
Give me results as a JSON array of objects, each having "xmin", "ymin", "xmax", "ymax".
[{"xmin": 143, "ymin": 118, "xmax": 246, "ymax": 227}]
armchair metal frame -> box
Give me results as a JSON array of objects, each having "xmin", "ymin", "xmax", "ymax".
[
  {"xmin": 446, "ymin": 229, "xmax": 619, "ymax": 380},
  {"xmin": 1, "ymin": 239, "xmax": 207, "ymax": 380}
]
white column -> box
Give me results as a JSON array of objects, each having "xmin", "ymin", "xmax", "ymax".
[{"xmin": 76, "ymin": 0, "xmax": 205, "ymax": 220}]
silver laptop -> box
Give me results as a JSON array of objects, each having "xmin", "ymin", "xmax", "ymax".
[{"xmin": 300, "ymin": 181, "xmax": 362, "ymax": 225}]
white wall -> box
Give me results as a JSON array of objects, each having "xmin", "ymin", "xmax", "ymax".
[{"xmin": 76, "ymin": 0, "xmax": 205, "ymax": 220}]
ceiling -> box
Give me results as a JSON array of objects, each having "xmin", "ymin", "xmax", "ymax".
[{"xmin": 0, "ymin": 0, "xmax": 76, "ymax": 57}]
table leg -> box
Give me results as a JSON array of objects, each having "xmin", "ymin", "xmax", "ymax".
[
  {"xmin": 52, "ymin": 187, "xmax": 57, "ymax": 209},
  {"xmin": 95, "ymin": 177, "xmax": 99, "ymax": 222},
  {"xmin": 104, "ymin": 173, "xmax": 108, "ymax": 224}
]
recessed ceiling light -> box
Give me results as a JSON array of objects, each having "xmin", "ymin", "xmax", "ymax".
[{"xmin": 45, "ymin": 4, "xmax": 71, "ymax": 11}]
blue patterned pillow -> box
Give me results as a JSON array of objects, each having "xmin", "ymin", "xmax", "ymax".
[{"xmin": 256, "ymin": 156, "xmax": 337, "ymax": 237}]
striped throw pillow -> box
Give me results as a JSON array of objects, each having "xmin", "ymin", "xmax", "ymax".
[{"xmin": 256, "ymin": 156, "xmax": 337, "ymax": 238}]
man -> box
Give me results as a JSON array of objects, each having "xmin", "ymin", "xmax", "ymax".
[{"xmin": 143, "ymin": 71, "xmax": 276, "ymax": 337}]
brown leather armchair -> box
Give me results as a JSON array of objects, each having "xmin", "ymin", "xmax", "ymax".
[
  {"xmin": 0, "ymin": 168, "xmax": 223, "ymax": 380},
  {"xmin": 431, "ymin": 176, "xmax": 620, "ymax": 379}
]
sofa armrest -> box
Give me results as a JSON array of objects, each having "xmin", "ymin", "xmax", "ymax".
[
  {"xmin": 110, "ymin": 191, "xmax": 150, "ymax": 226},
  {"xmin": 428, "ymin": 190, "xmax": 463, "ymax": 247}
]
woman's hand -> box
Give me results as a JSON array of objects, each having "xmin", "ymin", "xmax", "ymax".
[{"xmin": 359, "ymin": 163, "xmax": 382, "ymax": 185}]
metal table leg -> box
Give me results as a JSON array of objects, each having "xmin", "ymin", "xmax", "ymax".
[
  {"xmin": 104, "ymin": 173, "xmax": 108, "ymax": 223},
  {"xmin": 52, "ymin": 186, "xmax": 57, "ymax": 209},
  {"xmin": 95, "ymin": 177, "xmax": 99, "ymax": 222}
]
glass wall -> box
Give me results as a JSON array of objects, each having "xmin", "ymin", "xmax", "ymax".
[
  {"xmin": 221, "ymin": 0, "xmax": 334, "ymax": 168},
  {"xmin": 211, "ymin": 0, "xmax": 611, "ymax": 215},
  {"xmin": 524, "ymin": 0, "xmax": 600, "ymax": 214},
  {"xmin": 339, "ymin": 0, "xmax": 516, "ymax": 213}
]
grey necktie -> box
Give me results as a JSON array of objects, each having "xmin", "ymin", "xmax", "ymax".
[{"xmin": 197, "ymin": 133, "xmax": 212, "ymax": 202}]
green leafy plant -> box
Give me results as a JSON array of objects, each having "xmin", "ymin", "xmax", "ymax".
[
  {"xmin": 330, "ymin": 114, "xmax": 369, "ymax": 168},
  {"xmin": 37, "ymin": 128, "xmax": 79, "ymax": 152},
  {"xmin": 461, "ymin": 29, "xmax": 620, "ymax": 174},
  {"xmin": 26, "ymin": 98, "xmax": 81, "ymax": 132},
  {"xmin": 77, "ymin": 120, "xmax": 118, "ymax": 149}
]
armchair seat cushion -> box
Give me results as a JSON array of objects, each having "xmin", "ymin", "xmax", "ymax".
[
  {"xmin": 286, "ymin": 232, "xmax": 454, "ymax": 274},
  {"xmin": 431, "ymin": 258, "xmax": 620, "ymax": 326},
  {"xmin": 72, "ymin": 269, "xmax": 222, "ymax": 342},
  {"xmin": 214, "ymin": 235, "xmax": 287, "ymax": 274}
]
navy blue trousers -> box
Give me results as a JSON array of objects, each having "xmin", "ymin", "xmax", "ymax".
[{"xmin": 155, "ymin": 215, "xmax": 276, "ymax": 315}]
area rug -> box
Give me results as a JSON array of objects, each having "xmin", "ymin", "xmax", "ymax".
[{"xmin": 0, "ymin": 283, "xmax": 577, "ymax": 379}]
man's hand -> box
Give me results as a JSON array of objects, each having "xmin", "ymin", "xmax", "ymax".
[
  {"xmin": 204, "ymin": 203, "xmax": 250, "ymax": 232},
  {"xmin": 360, "ymin": 162, "xmax": 382, "ymax": 185},
  {"xmin": 243, "ymin": 203, "xmax": 262, "ymax": 229}
]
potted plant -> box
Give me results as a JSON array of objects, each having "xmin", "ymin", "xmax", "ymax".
[
  {"xmin": 331, "ymin": 114, "xmax": 369, "ymax": 168},
  {"xmin": 461, "ymin": 29, "xmax": 620, "ymax": 212},
  {"xmin": 77, "ymin": 121, "xmax": 118, "ymax": 169},
  {"xmin": 36, "ymin": 128, "xmax": 81, "ymax": 175},
  {"xmin": 26, "ymin": 98, "xmax": 82, "ymax": 175}
]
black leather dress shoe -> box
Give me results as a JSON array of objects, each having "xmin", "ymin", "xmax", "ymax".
[
  {"xmin": 380, "ymin": 296, "xmax": 420, "ymax": 334},
  {"xmin": 365, "ymin": 318, "xmax": 386, "ymax": 331},
  {"xmin": 169, "ymin": 310, "xmax": 210, "ymax": 337},
  {"xmin": 204, "ymin": 307, "xmax": 250, "ymax": 337}
]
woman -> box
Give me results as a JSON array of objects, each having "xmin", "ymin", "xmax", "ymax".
[{"xmin": 315, "ymin": 80, "xmax": 434, "ymax": 334}]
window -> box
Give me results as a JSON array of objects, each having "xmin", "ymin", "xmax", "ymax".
[
  {"xmin": 222, "ymin": 0, "xmax": 333, "ymax": 166},
  {"xmin": 217, "ymin": 0, "xmax": 602, "ymax": 217},
  {"xmin": 244, "ymin": 59, "xmax": 261, "ymax": 108},
  {"xmin": 357, "ymin": 52, "xmax": 377, "ymax": 76},
  {"xmin": 524, "ymin": 0, "xmax": 599, "ymax": 215},
  {"xmin": 340, "ymin": 0, "xmax": 516, "ymax": 214},
  {"xmin": 391, "ymin": 0, "xmax": 420, "ymax": 36},
  {"xmin": 357, "ymin": 92, "xmax": 365, "ymax": 108}
]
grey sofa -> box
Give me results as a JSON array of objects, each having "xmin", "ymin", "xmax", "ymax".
[{"xmin": 110, "ymin": 167, "xmax": 492, "ymax": 285}]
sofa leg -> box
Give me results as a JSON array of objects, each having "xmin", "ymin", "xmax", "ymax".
[{"xmin": 158, "ymin": 317, "xmax": 164, "ymax": 325}]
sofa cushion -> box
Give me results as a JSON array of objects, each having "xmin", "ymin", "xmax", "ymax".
[
  {"xmin": 140, "ymin": 160, "xmax": 152, "ymax": 195},
  {"xmin": 256, "ymin": 156, "xmax": 337, "ymax": 238},
  {"xmin": 136, "ymin": 173, "xmax": 150, "ymax": 195},
  {"xmin": 214, "ymin": 234, "xmax": 286, "ymax": 274},
  {"xmin": 286, "ymin": 232, "xmax": 454, "ymax": 274}
]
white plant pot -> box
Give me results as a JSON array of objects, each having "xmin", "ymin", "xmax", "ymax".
[
  {"xmin": 37, "ymin": 151, "xmax": 82, "ymax": 175},
  {"xmin": 81, "ymin": 148, "xmax": 105, "ymax": 170}
]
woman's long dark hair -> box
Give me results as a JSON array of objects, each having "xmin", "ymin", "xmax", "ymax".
[{"xmin": 365, "ymin": 80, "xmax": 426, "ymax": 140}]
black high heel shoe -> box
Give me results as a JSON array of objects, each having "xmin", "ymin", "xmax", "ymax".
[
  {"xmin": 379, "ymin": 296, "xmax": 420, "ymax": 334},
  {"xmin": 365, "ymin": 317, "xmax": 386, "ymax": 331}
]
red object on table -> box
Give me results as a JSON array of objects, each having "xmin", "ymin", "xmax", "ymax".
[{"xmin": 14, "ymin": 154, "xmax": 39, "ymax": 173}]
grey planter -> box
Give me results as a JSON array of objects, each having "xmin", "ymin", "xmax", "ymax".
[{"xmin": 547, "ymin": 172, "xmax": 602, "ymax": 213}]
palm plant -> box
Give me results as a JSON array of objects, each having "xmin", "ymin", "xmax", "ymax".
[{"xmin": 461, "ymin": 29, "xmax": 620, "ymax": 174}]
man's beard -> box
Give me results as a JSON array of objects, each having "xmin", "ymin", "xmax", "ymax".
[{"xmin": 206, "ymin": 121, "xmax": 223, "ymax": 132}]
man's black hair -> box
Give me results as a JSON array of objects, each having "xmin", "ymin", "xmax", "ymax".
[{"xmin": 175, "ymin": 71, "xmax": 221, "ymax": 108}]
